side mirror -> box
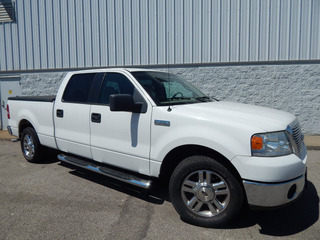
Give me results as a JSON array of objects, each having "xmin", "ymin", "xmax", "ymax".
[{"xmin": 109, "ymin": 94, "xmax": 142, "ymax": 113}]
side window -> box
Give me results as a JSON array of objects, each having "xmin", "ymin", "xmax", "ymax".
[
  {"xmin": 99, "ymin": 73, "xmax": 134, "ymax": 104},
  {"xmin": 62, "ymin": 73, "xmax": 96, "ymax": 103},
  {"xmin": 131, "ymin": 71, "xmax": 167, "ymax": 105}
]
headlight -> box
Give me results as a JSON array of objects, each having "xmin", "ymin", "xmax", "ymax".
[{"xmin": 251, "ymin": 131, "xmax": 293, "ymax": 157}]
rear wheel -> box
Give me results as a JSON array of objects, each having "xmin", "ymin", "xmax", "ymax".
[
  {"xmin": 20, "ymin": 127, "xmax": 46, "ymax": 163},
  {"xmin": 169, "ymin": 156, "xmax": 243, "ymax": 227}
]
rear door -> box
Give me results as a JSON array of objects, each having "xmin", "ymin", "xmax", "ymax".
[
  {"xmin": 90, "ymin": 72, "xmax": 152, "ymax": 175},
  {"xmin": 54, "ymin": 73, "xmax": 104, "ymax": 159}
]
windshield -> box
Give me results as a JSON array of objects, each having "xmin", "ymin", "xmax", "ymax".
[{"xmin": 131, "ymin": 71, "xmax": 212, "ymax": 106}]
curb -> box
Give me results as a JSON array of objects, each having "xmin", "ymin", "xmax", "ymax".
[
  {"xmin": 307, "ymin": 146, "xmax": 320, "ymax": 151},
  {"xmin": 0, "ymin": 138, "xmax": 18, "ymax": 142},
  {"xmin": 0, "ymin": 131, "xmax": 18, "ymax": 141}
]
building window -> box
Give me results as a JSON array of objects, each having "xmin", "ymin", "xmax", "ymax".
[{"xmin": 0, "ymin": 1, "xmax": 15, "ymax": 23}]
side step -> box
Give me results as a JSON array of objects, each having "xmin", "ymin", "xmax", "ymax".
[{"xmin": 57, "ymin": 154, "xmax": 152, "ymax": 189}]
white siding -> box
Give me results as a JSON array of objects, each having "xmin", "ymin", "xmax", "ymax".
[{"xmin": 0, "ymin": 0, "xmax": 319, "ymax": 71}]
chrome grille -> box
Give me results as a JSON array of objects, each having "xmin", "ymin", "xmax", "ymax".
[{"xmin": 288, "ymin": 119, "xmax": 304, "ymax": 156}]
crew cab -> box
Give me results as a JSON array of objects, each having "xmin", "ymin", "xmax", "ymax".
[{"xmin": 7, "ymin": 68, "xmax": 307, "ymax": 227}]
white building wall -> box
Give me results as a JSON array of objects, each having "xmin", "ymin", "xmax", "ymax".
[
  {"xmin": 0, "ymin": 0, "xmax": 320, "ymax": 71},
  {"xmin": 19, "ymin": 63, "xmax": 320, "ymax": 134},
  {"xmin": 1, "ymin": 0, "xmax": 320, "ymax": 134}
]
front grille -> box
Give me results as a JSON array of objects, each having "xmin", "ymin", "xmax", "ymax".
[
  {"xmin": 288, "ymin": 119, "xmax": 305, "ymax": 159},
  {"xmin": 292, "ymin": 121, "xmax": 303, "ymax": 153}
]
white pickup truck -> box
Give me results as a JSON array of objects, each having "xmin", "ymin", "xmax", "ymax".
[{"xmin": 7, "ymin": 68, "xmax": 307, "ymax": 227}]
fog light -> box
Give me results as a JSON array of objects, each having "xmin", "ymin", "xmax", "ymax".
[{"xmin": 287, "ymin": 184, "xmax": 297, "ymax": 199}]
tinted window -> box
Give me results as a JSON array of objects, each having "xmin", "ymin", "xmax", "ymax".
[
  {"xmin": 99, "ymin": 73, "xmax": 135, "ymax": 104},
  {"xmin": 63, "ymin": 73, "xmax": 96, "ymax": 103},
  {"xmin": 131, "ymin": 71, "xmax": 211, "ymax": 106}
]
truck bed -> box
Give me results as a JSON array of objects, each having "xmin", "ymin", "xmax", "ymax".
[{"xmin": 7, "ymin": 96, "xmax": 57, "ymax": 149}]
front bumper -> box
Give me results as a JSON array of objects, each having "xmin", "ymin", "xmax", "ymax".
[
  {"xmin": 243, "ymin": 173, "xmax": 306, "ymax": 207},
  {"xmin": 232, "ymin": 144, "xmax": 307, "ymax": 207}
]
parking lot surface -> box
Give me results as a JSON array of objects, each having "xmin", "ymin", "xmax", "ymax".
[{"xmin": 0, "ymin": 141, "xmax": 319, "ymax": 240}]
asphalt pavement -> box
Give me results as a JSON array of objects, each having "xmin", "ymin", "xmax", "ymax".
[{"xmin": 0, "ymin": 140, "xmax": 319, "ymax": 240}]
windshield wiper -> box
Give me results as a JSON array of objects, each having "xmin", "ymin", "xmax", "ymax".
[
  {"xmin": 195, "ymin": 96, "xmax": 213, "ymax": 102},
  {"xmin": 167, "ymin": 97, "xmax": 192, "ymax": 101}
]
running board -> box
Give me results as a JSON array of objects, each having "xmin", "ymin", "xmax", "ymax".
[{"xmin": 57, "ymin": 154, "xmax": 152, "ymax": 189}]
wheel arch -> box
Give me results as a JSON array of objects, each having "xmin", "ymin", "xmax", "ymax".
[
  {"xmin": 18, "ymin": 119, "xmax": 35, "ymax": 138},
  {"xmin": 159, "ymin": 145, "xmax": 243, "ymax": 185}
]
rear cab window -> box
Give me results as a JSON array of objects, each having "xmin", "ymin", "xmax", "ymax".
[{"xmin": 62, "ymin": 73, "xmax": 97, "ymax": 103}]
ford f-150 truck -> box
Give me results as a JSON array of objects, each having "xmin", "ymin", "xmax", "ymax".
[{"xmin": 7, "ymin": 68, "xmax": 307, "ymax": 227}]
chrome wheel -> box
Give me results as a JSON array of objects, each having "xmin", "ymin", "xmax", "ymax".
[
  {"xmin": 181, "ymin": 170, "xmax": 230, "ymax": 217},
  {"xmin": 23, "ymin": 134, "xmax": 35, "ymax": 159},
  {"xmin": 170, "ymin": 156, "xmax": 244, "ymax": 227},
  {"xmin": 20, "ymin": 127, "xmax": 46, "ymax": 163}
]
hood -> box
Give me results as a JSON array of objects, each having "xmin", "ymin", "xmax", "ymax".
[{"xmin": 172, "ymin": 101, "xmax": 296, "ymax": 133}]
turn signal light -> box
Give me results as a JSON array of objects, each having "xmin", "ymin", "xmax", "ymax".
[{"xmin": 251, "ymin": 136, "xmax": 263, "ymax": 150}]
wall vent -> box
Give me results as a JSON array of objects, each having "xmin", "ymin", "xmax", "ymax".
[{"xmin": 0, "ymin": 1, "xmax": 15, "ymax": 23}]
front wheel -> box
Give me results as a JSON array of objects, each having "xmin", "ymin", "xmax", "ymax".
[
  {"xmin": 169, "ymin": 156, "xmax": 244, "ymax": 227},
  {"xmin": 20, "ymin": 127, "xmax": 46, "ymax": 163}
]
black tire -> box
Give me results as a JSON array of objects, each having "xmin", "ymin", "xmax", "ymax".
[
  {"xmin": 20, "ymin": 127, "xmax": 46, "ymax": 163},
  {"xmin": 169, "ymin": 156, "xmax": 244, "ymax": 227}
]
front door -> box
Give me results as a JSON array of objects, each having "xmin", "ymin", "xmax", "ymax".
[
  {"xmin": 0, "ymin": 78, "xmax": 22, "ymax": 130},
  {"xmin": 90, "ymin": 72, "xmax": 152, "ymax": 175}
]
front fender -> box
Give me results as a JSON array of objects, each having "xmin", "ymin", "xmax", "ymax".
[{"xmin": 150, "ymin": 121, "xmax": 253, "ymax": 164}]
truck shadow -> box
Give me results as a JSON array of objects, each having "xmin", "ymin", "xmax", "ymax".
[
  {"xmin": 62, "ymin": 163, "xmax": 168, "ymax": 205},
  {"xmin": 229, "ymin": 180, "xmax": 319, "ymax": 236},
  {"xmin": 61, "ymin": 163, "xmax": 319, "ymax": 236}
]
